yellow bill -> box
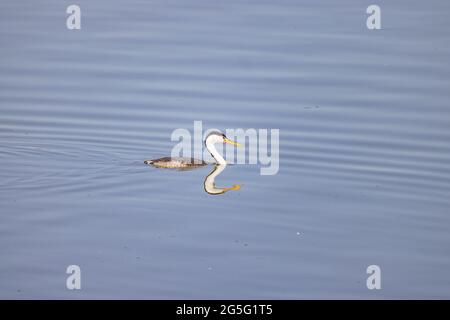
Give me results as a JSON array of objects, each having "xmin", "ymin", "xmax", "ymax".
[{"xmin": 224, "ymin": 138, "xmax": 241, "ymax": 147}]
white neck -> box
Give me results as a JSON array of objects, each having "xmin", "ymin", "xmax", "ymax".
[{"xmin": 206, "ymin": 141, "xmax": 227, "ymax": 164}]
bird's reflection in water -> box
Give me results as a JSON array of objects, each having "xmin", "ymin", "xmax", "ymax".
[
  {"xmin": 145, "ymin": 161, "xmax": 241, "ymax": 195},
  {"xmin": 204, "ymin": 164, "xmax": 241, "ymax": 195}
]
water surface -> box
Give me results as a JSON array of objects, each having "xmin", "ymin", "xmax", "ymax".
[{"xmin": 1, "ymin": 0, "xmax": 450, "ymax": 299}]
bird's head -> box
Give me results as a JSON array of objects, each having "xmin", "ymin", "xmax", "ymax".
[{"xmin": 205, "ymin": 131, "xmax": 241, "ymax": 147}]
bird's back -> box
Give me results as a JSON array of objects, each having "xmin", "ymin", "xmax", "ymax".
[{"xmin": 144, "ymin": 157, "xmax": 207, "ymax": 169}]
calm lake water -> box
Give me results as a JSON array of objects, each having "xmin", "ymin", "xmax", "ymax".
[{"xmin": 1, "ymin": 0, "xmax": 450, "ymax": 299}]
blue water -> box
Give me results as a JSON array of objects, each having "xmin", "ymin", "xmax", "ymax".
[{"xmin": 1, "ymin": 0, "xmax": 450, "ymax": 299}]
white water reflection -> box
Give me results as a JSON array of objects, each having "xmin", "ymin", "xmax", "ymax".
[{"xmin": 204, "ymin": 164, "xmax": 241, "ymax": 195}]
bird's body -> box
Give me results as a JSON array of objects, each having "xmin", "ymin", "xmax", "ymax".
[
  {"xmin": 144, "ymin": 131, "xmax": 240, "ymax": 169},
  {"xmin": 144, "ymin": 157, "xmax": 206, "ymax": 169}
]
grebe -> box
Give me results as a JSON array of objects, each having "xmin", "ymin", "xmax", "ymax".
[{"xmin": 144, "ymin": 131, "xmax": 240, "ymax": 169}]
